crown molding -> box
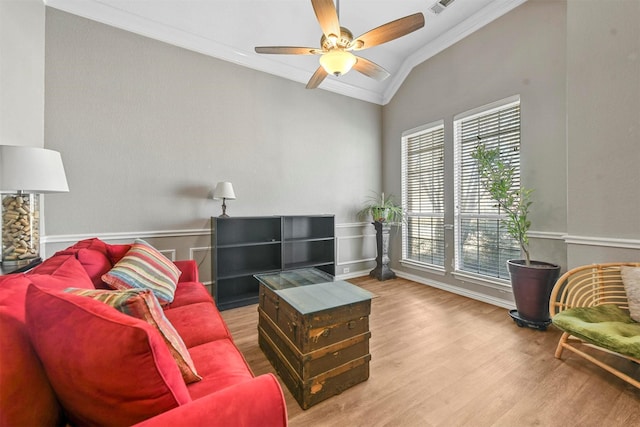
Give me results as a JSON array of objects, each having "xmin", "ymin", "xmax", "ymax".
[
  {"xmin": 44, "ymin": 0, "xmax": 384, "ymax": 104},
  {"xmin": 45, "ymin": 0, "xmax": 527, "ymax": 106}
]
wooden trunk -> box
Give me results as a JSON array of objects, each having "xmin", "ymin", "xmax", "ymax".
[
  {"xmin": 259, "ymin": 309, "xmax": 371, "ymax": 378},
  {"xmin": 258, "ymin": 284, "xmax": 372, "ymax": 409},
  {"xmin": 259, "ymin": 282, "xmax": 371, "ymax": 353},
  {"xmin": 258, "ymin": 318, "xmax": 371, "ymax": 409}
]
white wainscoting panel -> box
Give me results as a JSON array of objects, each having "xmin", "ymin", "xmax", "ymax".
[{"xmin": 335, "ymin": 222, "xmax": 377, "ymax": 276}]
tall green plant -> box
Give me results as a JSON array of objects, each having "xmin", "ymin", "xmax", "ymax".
[
  {"xmin": 471, "ymin": 145, "xmax": 532, "ymax": 265},
  {"xmin": 357, "ymin": 192, "xmax": 404, "ymax": 224}
]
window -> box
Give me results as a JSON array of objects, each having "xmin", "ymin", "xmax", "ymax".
[
  {"xmin": 454, "ymin": 96, "xmax": 521, "ymax": 280},
  {"xmin": 401, "ymin": 121, "xmax": 445, "ymax": 268}
]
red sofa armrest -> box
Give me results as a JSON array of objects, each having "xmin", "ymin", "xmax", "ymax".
[
  {"xmin": 131, "ymin": 374, "xmax": 287, "ymax": 427},
  {"xmin": 173, "ymin": 260, "xmax": 199, "ymax": 283}
]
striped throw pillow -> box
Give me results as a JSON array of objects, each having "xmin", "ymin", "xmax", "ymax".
[
  {"xmin": 102, "ymin": 239, "xmax": 180, "ymax": 304},
  {"xmin": 65, "ymin": 288, "xmax": 201, "ymax": 384}
]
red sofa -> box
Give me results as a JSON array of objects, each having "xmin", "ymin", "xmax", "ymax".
[{"xmin": 0, "ymin": 238, "xmax": 287, "ymax": 426}]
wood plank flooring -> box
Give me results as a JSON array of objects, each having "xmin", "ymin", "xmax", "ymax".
[{"xmin": 220, "ymin": 276, "xmax": 640, "ymax": 427}]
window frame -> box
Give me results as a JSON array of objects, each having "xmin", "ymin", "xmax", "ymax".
[
  {"xmin": 401, "ymin": 120, "xmax": 446, "ymax": 271},
  {"xmin": 453, "ymin": 95, "xmax": 522, "ymax": 283}
]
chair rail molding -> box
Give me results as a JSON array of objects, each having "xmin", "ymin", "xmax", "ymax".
[
  {"xmin": 42, "ymin": 228, "xmax": 211, "ymax": 244},
  {"xmin": 43, "ymin": 222, "xmax": 378, "ymax": 271},
  {"xmin": 528, "ymin": 231, "xmax": 566, "ymax": 240},
  {"xmin": 564, "ymin": 235, "xmax": 640, "ymax": 250}
]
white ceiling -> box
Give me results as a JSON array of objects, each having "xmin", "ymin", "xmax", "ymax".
[{"xmin": 45, "ymin": 0, "xmax": 527, "ymax": 105}]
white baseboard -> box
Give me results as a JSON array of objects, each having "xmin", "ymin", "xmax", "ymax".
[
  {"xmin": 395, "ymin": 270, "xmax": 516, "ymax": 310},
  {"xmin": 335, "ymin": 269, "xmax": 371, "ymax": 281}
]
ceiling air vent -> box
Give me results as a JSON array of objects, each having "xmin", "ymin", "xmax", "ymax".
[{"xmin": 430, "ymin": 0, "xmax": 455, "ymax": 15}]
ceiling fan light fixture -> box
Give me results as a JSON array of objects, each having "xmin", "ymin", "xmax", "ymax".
[
  {"xmin": 255, "ymin": 1, "xmax": 425, "ymax": 89},
  {"xmin": 319, "ymin": 50, "xmax": 356, "ymax": 76}
]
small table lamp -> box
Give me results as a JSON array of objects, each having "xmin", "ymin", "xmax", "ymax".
[
  {"xmin": 0, "ymin": 145, "xmax": 69, "ymax": 266},
  {"xmin": 213, "ymin": 181, "xmax": 236, "ymax": 218}
]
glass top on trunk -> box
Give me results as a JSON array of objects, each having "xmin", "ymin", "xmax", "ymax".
[
  {"xmin": 254, "ymin": 268, "xmax": 335, "ymax": 290},
  {"xmin": 254, "ymin": 268, "xmax": 373, "ymax": 315}
]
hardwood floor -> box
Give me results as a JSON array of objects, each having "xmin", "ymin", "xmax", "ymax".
[{"xmin": 221, "ymin": 276, "xmax": 640, "ymax": 427}]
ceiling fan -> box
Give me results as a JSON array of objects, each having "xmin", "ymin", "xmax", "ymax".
[{"xmin": 254, "ymin": 0, "xmax": 425, "ymax": 89}]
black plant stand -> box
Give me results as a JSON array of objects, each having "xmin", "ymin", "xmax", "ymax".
[
  {"xmin": 508, "ymin": 310, "xmax": 552, "ymax": 331},
  {"xmin": 369, "ymin": 221, "xmax": 396, "ymax": 281}
]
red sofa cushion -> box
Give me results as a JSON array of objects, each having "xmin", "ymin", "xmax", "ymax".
[
  {"xmin": 56, "ymin": 237, "xmax": 110, "ymax": 257},
  {"xmin": 186, "ymin": 339, "xmax": 254, "ymax": 399},
  {"xmin": 165, "ymin": 281, "xmax": 214, "ymax": 309},
  {"xmin": 25, "ymin": 284, "xmax": 191, "ymax": 427},
  {"xmin": 65, "ymin": 288, "xmax": 202, "ymax": 384},
  {"xmin": 131, "ymin": 375, "xmax": 288, "ymax": 427},
  {"xmin": 0, "ymin": 257, "xmax": 93, "ymax": 324},
  {"xmin": 0, "ymin": 306, "xmax": 63, "ymax": 427},
  {"xmin": 0, "ymin": 275, "xmax": 35, "ymax": 322},
  {"xmin": 0, "ymin": 275, "xmax": 66, "ymax": 426},
  {"xmin": 51, "ymin": 238, "xmax": 127, "ymax": 287},
  {"xmin": 107, "ymin": 243, "xmax": 132, "ymax": 264},
  {"xmin": 164, "ymin": 302, "xmax": 231, "ymax": 348},
  {"xmin": 173, "ymin": 260, "xmax": 199, "ymax": 283},
  {"xmin": 76, "ymin": 248, "xmax": 113, "ymax": 288},
  {"xmin": 28, "ymin": 254, "xmax": 94, "ymax": 291}
]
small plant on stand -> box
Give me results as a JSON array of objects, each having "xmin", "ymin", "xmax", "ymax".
[
  {"xmin": 357, "ymin": 192, "xmax": 404, "ymax": 224},
  {"xmin": 358, "ymin": 192, "xmax": 404, "ymax": 281}
]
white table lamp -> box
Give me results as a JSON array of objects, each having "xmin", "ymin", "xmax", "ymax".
[
  {"xmin": 0, "ymin": 145, "xmax": 69, "ymax": 265},
  {"xmin": 213, "ymin": 181, "xmax": 236, "ymax": 218}
]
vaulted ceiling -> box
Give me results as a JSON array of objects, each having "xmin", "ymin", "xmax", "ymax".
[{"xmin": 45, "ymin": 0, "xmax": 527, "ymax": 105}]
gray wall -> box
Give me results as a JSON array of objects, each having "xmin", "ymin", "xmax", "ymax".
[
  {"xmin": 565, "ymin": 0, "xmax": 640, "ymax": 265},
  {"xmin": 43, "ymin": 8, "xmax": 381, "ymax": 282},
  {"xmin": 381, "ymin": 0, "xmax": 569, "ymax": 307},
  {"xmin": 0, "ymin": 0, "xmax": 45, "ymax": 147},
  {"xmin": 381, "ymin": 0, "xmax": 639, "ymax": 307}
]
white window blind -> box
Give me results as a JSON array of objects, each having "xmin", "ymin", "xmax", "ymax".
[
  {"xmin": 454, "ymin": 98, "xmax": 521, "ymax": 279},
  {"xmin": 401, "ymin": 122, "xmax": 445, "ymax": 267}
]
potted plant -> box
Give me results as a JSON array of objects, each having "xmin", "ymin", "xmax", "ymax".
[
  {"xmin": 472, "ymin": 145, "xmax": 560, "ymax": 329},
  {"xmin": 358, "ymin": 192, "xmax": 404, "ymax": 281}
]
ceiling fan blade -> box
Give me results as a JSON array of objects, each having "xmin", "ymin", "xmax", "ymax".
[
  {"xmin": 306, "ymin": 66, "xmax": 328, "ymax": 89},
  {"xmin": 311, "ymin": 0, "xmax": 341, "ymax": 40},
  {"xmin": 353, "ymin": 57, "xmax": 390, "ymax": 81},
  {"xmin": 352, "ymin": 13, "xmax": 425, "ymax": 50},
  {"xmin": 255, "ymin": 46, "xmax": 319, "ymax": 55}
]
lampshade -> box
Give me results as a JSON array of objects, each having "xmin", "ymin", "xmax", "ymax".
[
  {"xmin": 319, "ymin": 50, "xmax": 357, "ymax": 76},
  {"xmin": 1, "ymin": 145, "xmax": 69, "ymax": 265},
  {"xmin": 0, "ymin": 145, "xmax": 69, "ymax": 193},
  {"xmin": 213, "ymin": 182, "xmax": 236, "ymax": 200}
]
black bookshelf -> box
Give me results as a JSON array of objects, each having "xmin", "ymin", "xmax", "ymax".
[
  {"xmin": 282, "ymin": 215, "xmax": 335, "ymax": 275},
  {"xmin": 211, "ymin": 215, "xmax": 335, "ymax": 310}
]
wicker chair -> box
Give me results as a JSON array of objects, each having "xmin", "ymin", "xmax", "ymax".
[{"xmin": 549, "ymin": 262, "xmax": 640, "ymax": 388}]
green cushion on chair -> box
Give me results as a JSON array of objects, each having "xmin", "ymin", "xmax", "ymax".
[{"xmin": 552, "ymin": 304, "xmax": 640, "ymax": 359}]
